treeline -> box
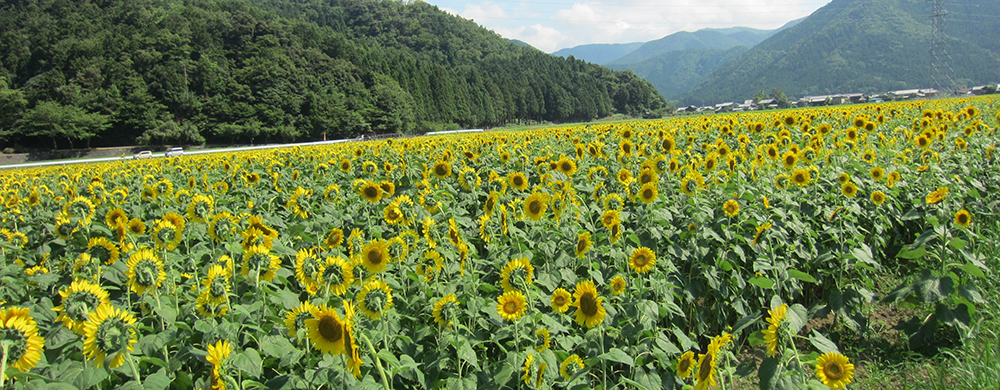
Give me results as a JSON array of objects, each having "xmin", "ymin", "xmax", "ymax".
[{"xmin": 0, "ymin": 0, "xmax": 667, "ymax": 150}]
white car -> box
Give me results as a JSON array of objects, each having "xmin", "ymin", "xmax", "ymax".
[
  {"xmin": 132, "ymin": 151, "xmax": 153, "ymax": 159},
  {"xmin": 165, "ymin": 147, "xmax": 184, "ymax": 158}
]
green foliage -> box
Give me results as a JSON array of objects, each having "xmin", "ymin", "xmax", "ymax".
[
  {"xmin": 0, "ymin": 0, "xmax": 666, "ymax": 149},
  {"xmin": 682, "ymin": 0, "xmax": 1000, "ymax": 105}
]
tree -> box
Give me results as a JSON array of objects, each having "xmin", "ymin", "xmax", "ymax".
[
  {"xmin": 0, "ymin": 78, "xmax": 28, "ymax": 146},
  {"xmin": 771, "ymin": 88, "xmax": 791, "ymax": 109},
  {"xmin": 17, "ymin": 101, "xmax": 109, "ymax": 149},
  {"xmin": 753, "ymin": 90, "xmax": 766, "ymax": 105}
]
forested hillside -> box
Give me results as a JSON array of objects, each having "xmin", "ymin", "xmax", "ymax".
[
  {"xmin": 0, "ymin": 0, "xmax": 666, "ymax": 149},
  {"xmin": 681, "ymin": 0, "xmax": 1000, "ymax": 105},
  {"xmin": 607, "ymin": 47, "xmax": 748, "ymax": 100}
]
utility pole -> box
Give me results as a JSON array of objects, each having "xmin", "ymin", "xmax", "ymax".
[{"xmin": 929, "ymin": 0, "xmax": 956, "ymax": 95}]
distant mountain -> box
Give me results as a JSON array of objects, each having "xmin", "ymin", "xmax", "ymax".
[
  {"xmin": 609, "ymin": 20, "xmax": 800, "ymax": 66},
  {"xmin": 681, "ymin": 0, "xmax": 1000, "ymax": 105},
  {"xmin": 607, "ymin": 47, "xmax": 749, "ymax": 100},
  {"xmin": 551, "ymin": 42, "xmax": 644, "ymax": 65}
]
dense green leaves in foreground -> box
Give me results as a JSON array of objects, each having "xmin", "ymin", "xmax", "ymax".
[{"xmin": 0, "ymin": 0, "xmax": 666, "ymax": 150}]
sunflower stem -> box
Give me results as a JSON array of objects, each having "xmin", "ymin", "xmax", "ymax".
[
  {"xmin": 599, "ymin": 324, "xmax": 607, "ymax": 390},
  {"xmin": 125, "ymin": 353, "xmax": 142, "ymax": 381},
  {"xmin": 1, "ymin": 340, "xmax": 9, "ymax": 387},
  {"xmin": 360, "ymin": 334, "xmax": 391, "ymax": 390}
]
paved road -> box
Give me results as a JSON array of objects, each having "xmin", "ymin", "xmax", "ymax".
[{"xmin": 0, "ymin": 138, "xmax": 355, "ymax": 170}]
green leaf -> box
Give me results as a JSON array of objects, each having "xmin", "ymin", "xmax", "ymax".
[
  {"xmin": 457, "ymin": 341, "xmax": 480, "ymax": 371},
  {"xmin": 233, "ymin": 349, "xmax": 263, "ymax": 377},
  {"xmin": 748, "ymin": 276, "xmax": 774, "ymax": 289},
  {"xmin": 788, "ymin": 269, "xmax": 817, "ymax": 283},
  {"xmin": 958, "ymin": 262, "xmax": 985, "ymax": 278},
  {"xmin": 786, "ymin": 304, "xmax": 808, "ymax": 334},
  {"xmin": 896, "ymin": 246, "xmax": 928, "ymax": 259},
  {"xmin": 143, "ymin": 372, "xmax": 172, "ymax": 390},
  {"xmin": 949, "ymin": 237, "xmax": 968, "ymax": 251},
  {"xmin": 445, "ymin": 376, "xmax": 476, "ymax": 390},
  {"xmin": 757, "ymin": 357, "xmax": 779, "ymax": 390},
  {"xmin": 915, "ymin": 275, "xmax": 954, "ymax": 303},
  {"xmin": 600, "ymin": 348, "xmax": 634, "ymax": 366},
  {"xmin": 809, "ymin": 330, "xmax": 839, "ymax": 353}
]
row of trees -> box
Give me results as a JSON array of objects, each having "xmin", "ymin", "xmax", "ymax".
[{"xmin": 0, "ymin": 0, "xmax": 667, "ymax": 150}]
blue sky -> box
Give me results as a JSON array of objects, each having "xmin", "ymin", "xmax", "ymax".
[{"xmin": 424, "ymin": 0, "xmax": 832, "ymax": 53}]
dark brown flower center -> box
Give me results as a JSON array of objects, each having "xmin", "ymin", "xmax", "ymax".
[
  {"xmin": 580, "ymin": 292, "xmax": 598, "ymax": 316},
  {"xmin": 503, "ymin": 300, "xmax": 518, "ymax": 314},
  {"xmin": 367, "ymin": 248, "xmax": 383, "ymax": 265},
  {"xmin": 529, "ymin": 200, "xmax": 542, "ymax": 215},
  {"xmin": 318, "ymin": 315, "xmax": 342, "ymax": 343},
  {"xmin": 824, "ymin": 361, "xmax": 843, "ymax": 379}
]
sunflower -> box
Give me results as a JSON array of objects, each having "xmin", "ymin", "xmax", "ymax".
[
  {"xmin": 572, "ymin": 280, "xmax": 605, "ymax": 328},
  {"xmin": 342, "ymin": 299, "xmax": 363, "ymax": 378},
  {"xmin": 324, "ymin": 228, "xmax": 344, "ymax": 249},
  {"xmin": 358, "ymin": 279, "xmax": 394, "ymax": 320},
  {"xmin": 508, "ymin": 171, "xmax": 529, "ymax": 191},
  {"xmin": 815, "ymin": 352, "xmax": 855, "ymax": 389},
  {"xmin": 105, "ymin": 207, "xmax": 128, "ymax": 228},
  {"xmin": 560, "ymin": 354, "xmax": 585, "ymax": 380},
  {"xmin": 637, "ymin": 182, "xmax": 658, "ymax": 204},
  {"xmin": 870, "ymin": 190, "xmax": 886, "ymax": 205},
  {"xmin": 841, "ymin": 181, "xmax": 858, "ymax": 198},
  {"xmin": 150, "ymin": 219, "xmax": 182, "ymax": 250},
  {"xmin": 240, "ymin": 244, "xmax": 281, "ymax": 283},
  {"xmin": 497, "ymin": 290, "xmax": 527, "ymax": 322},
  {"xmin": 305, "ymin": 304, "xmax": 346, "ymax": 355},
  {"xmin": 432, "ymin": 294, "xmax": 458, "ymax": 329},
  {"xmin": 53, "ymin": 279, "xmax": 111, "ymax": 334},
  {"xmin": 781, "ymin": 150, "xmax": 797, "ymax": 170},
  {"xmin": 294, "ymin": 249, "xmax": 322, "ymax": 294},
  {"xmin": 523, "ymin": 192, "xmax": 549, "ymax": 221},
  {"xmin": 522, "ymin": 353, "xmax": 536, "ymax": 386},
  {"xmin": 432, "ymin": 160, "xmax": 452, "ymax": 178},
  {"xmin": 500, "ymin": 257, "xmax": 535, "ymax": 293},
  {"xmin": 551, "ymin": 288, "xmax": 572, "ymax": 313},
  {"xmin": 791, "ymin": 168, "xmax": 811, "ymax": 186},
  {"xmin": 837, "ymin": 173, "xmax": 850, "ymax": 184},
  {"xmin": 574, "ymin": 232, "xmax": 592, "ymax": 258},
  {"xmin": 359, "ymin": 238, "xmax": 392, "ymax": 274},
  {"xmin": 926, "ymin": 187, "xmax": 949, "ymax": 204},
  {"xmin": 676, "ymin": 351, "xmax": 696, "ymax": 379},
  {"xmin": 610, "ymin": 275, "xmax": 626, "ymax": 295},
  {"xmin": 629, "ymin": 247, "xmax": 656, "ymax": 274},
  {"xmin": 197, "ymin": 264, "xmax": 231, "ymax": 317},
  {"xmin": 954, "ymin": 209, "xmax": 972, "ymax": 228},
  {"xmin": 762, "ymin": 303, "xmax": 787, "ymax": 357},
  {"xmin": 556, "ymin": 156, "xmax": 577, "ymax": 175},
  {"xmin": 206, "ymin": 212, "xmax": 235, "ymax": 243},
  {"xmin": 339, "ymin": 158, "xmax": 352, "ymax": 172},
  {"xmin": 206, "ymin": 339, "xmax": 234, "ymax": 390},
  {"xmin": 870, "ymin": 166, "xmax": 885, "ymax": 181},
  {"xmin": 283, "ymin": 300, "xmax": 317, "ymax": 341},
  {"xmin": 125, "ymin": 249, "xmax": 166, "ymax": 296},
  {"xmin": 693, "ymin": 349, "xmax": 718, "ymax": 390},
  {"xmin": 0, "ymin": 307, "xmax": 45, "ymax": 378},
  {"xmin": 82, "ymin": 304, "xmax": 137, "ymax": 368},
  {"xmin": 600, "ymin": 209, "xmax": 621, "ymax": 230},
  {"xmin": 87, "ymin": 237, "xmax": 120, "ymax": 265},
  {"xmin": 887, "ymin": 170, "xmax": 901, "ymax": 188},
  {"xmin": 722, "ymin": 199, "xmax": 739, "ymax": 217},
  {"xmin": 358, "ymin": 181, "xmax": 382, "ymax": 203}
]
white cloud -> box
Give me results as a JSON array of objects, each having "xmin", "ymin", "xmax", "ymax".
[
  {"xmin": 460, "ymin": 1, "xmax": 508, "ymax": 21},
  {"xmin": 493, "ymin": 24, "xmax": 570, "ymax": 52},
  {"xmin": 433, "ymin": 0, "xmax": 830, "ymax": 52}
]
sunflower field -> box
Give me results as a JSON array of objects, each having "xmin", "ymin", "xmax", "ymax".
[{"xmin": 0, "ymin": 96, "xmax": 998, "ymax": 390}]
